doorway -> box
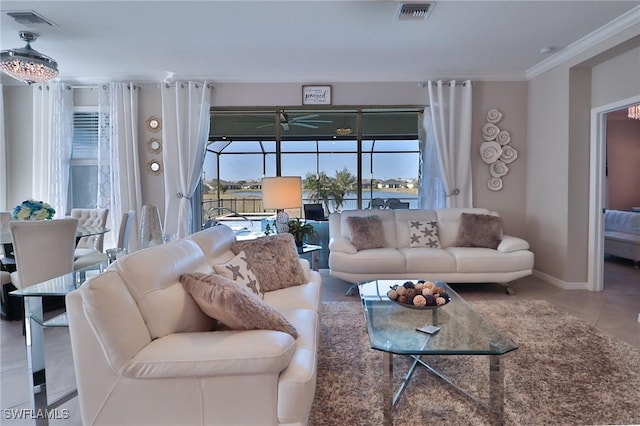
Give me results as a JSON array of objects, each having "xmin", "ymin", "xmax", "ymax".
[{"xmin": 589, "ymin": 96, "xmax": 640, "ymax": 291}]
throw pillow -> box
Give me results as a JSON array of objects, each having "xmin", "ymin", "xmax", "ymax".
[
  {"xmin": 231, "ymin": 233, "xmax": 307, "ymax": 292},
  {"xmin": 346, "ymin": 215, "xmax": 386, "ymax": 251},
  {"xmin": 454, "ymin": 213, "xmax": 503, "ymax": 249},
  {"xmin": 213, "ymin": 250, "xmax": 262, "ymax": 298},
  {"xmin": 180, "ymin": 273, "xmax": 298, "ymax": 338},
  {"xmin": 408, "ymin": 220, "xmax": 441, "ymax": 248}
]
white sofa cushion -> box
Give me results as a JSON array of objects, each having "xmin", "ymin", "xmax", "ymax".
[
  {"xmin": 81, "ymin": 271, "xmax": 152, "ymax": 372},
  {"xmin": 447, "ymin": 247, "xmax": 535, "ymax": 273},
  {"xmin": 123, "ymin": 330, "xmax": 296, "ymax": 379},
  {"xmin": 113, "ymin": 239, "xmax": 215, "ymax": 339},
  {"xmin": 263, "ymin": 273, "xmax": 323, "ymax": 312},
  {"xmin": 329, "ymin": 248, "xmax": 406, "ymax": 274},
  {"xmin": 402, "ymin": 247, "xmax": 457, "ymax": 273}
]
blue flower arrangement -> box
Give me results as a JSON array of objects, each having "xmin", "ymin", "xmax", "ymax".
[{"xmin": 12, "ymin": 199, "xmax": 56, "ymax": 220}]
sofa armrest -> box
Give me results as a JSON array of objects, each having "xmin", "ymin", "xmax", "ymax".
[
  {"xmin": 122, "ymin": 329, "xmax": 296, "ymax": 379},
  {"xmin": 497, "ymin": 235, "xmax": 530, "ymax": 253},
  {"xmin": 299, "ymin": 258, "xmax": 311, "ymax": 280},
  {"xmin": 329, "ymin": 236, "xmax": 357, "ymax": 254}
]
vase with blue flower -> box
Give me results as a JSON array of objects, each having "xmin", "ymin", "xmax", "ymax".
[{"xmin": 12, "ymin": 199, "xmax": 56, "ymax": 220}]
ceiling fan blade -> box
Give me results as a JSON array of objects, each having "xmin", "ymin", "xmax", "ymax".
[
  {"xmin": 292, "ymin": 122, "xmax": 318, "ymax": 129},
  {"xmin": 297, "ymin": 120, "xmax": 332, "ymax": 124},
  {"xmin": 289, "ymin": 114, "xmax": 320, "ymax": 122},
  {"xmin": 256, "ymin": 123, "xmax": 275, "ymax": 129}
]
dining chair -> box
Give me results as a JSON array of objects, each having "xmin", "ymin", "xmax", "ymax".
[
  {"xmin": 73, "ymin": 210, "xmax": 135, "ymax": 271},
  {"xmin": 9, "ymin": 218, "xmax": 78, "ymax": 289},
  {"xmin": 70, "ymin": 208, "xmax": 109, "ymax": 258}
]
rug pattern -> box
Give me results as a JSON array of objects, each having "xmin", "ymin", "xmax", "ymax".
[{"xmin": 308, "ymin": 300, "xmax": 640, "ymax": 426}]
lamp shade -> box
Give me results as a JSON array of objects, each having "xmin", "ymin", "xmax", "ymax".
[{"xmin": 261, "ymin": 176, "xmax": 302, "ymax": 209}]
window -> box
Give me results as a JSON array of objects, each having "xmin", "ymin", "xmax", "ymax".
[
  {"xmin": 68, "ymin": 107, "xmax": 110, "ymax": 212},
  {"xmin": 202, "ymin": 107, "xmax": 422, "ymax": 226}
]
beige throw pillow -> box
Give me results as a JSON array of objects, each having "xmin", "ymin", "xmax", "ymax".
[
  {"xmin": 231, "ymin": 233, "xmax": 307, "ymax": 292},
  {"xmin": 213, "ymin": 251, "xmax": 263, "ymax": 298},
  {"xmin": 454, "ymin": 213, "xmax": 503, "ymax": 249},
  {"xmin": 346, "ymin": 215, "xmax": 386, "ymax": 251},
  {"xmin": 408, "ymin": 220, "xmax": 441, "ymax": 248},
  {"xmin": 180, "ymin": 273, "xmax": 298, "ymax": 338}
]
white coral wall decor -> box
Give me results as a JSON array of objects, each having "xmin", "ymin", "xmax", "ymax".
[{"xmin": 480, "ymin": 108, "xmax": 518, "ymax": 191}]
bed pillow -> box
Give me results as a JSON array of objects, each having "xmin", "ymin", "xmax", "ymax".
[
  {"xmin": 213, "ymin": 250, "xmax": 262, "ymax": 298},
  {"xmin": 346, "ymin": 215, "xmax": 386, "ymax": 251},
  {"xmin": 180, "ymin": 273, "xmax": 298, "ymax": 338},
  {"xmin": 408, "ymin": 220, "xmax": 441, "ymax": 248},
  {"xmin": 454, "ymin": 213, "xmax": 503, "ymax": 249},
  {"xmin": 231, "ymin": 233, "xmax": 306, "ymax": 292}
]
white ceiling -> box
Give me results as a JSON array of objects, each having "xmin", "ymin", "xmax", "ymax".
[{"xmin": 1, "ymin": 1, "xmax": 639, "ymax": 86}]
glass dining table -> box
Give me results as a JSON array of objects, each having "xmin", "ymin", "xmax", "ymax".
[{"xmin": 1, "ymin": 225, "xmax": 109, "ymax": 425}]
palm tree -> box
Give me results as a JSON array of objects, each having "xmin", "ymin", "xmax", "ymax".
[
  {"xmin": 330, "ymin": 168, "xmax": 357, "ymax": 211},
  {"xmin": 303, "ymin": 172, "xmax": 332, "ymax": 213}
]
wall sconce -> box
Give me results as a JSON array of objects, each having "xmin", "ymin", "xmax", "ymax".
[{"xmin": 261, "ymin": 176, "xmax": 302, "ymax": 233}]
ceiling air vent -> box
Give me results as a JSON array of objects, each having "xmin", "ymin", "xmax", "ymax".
[
  {"xmin": 396, "ymin": 2, "xmax": 434, "ymax": 21},
  {"xmin": 4, "ymin": 10, "xmax": 58, "ymax": 27}
]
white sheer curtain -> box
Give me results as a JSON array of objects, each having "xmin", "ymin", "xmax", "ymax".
[
  {"xmin": 99, "ymin": 83, "xmax": 143, "ymax": 250},
  {"xmin": 418, "ymin": 109, "xmax": 446, "ymax": 209},
  {"xmin": 427, "ymin": 80, "xmax": 473, "ymax": 208},
  {"xmin": 0, "ymin": 84, "xmax": 6, "ymax": 211},
  {"xmin": 161, "ymin": 81, "xmax": 212, "ymax": 238},
  {"xmin": 32, "ymin": 83, "xmax": 73, "ymax": 217}
]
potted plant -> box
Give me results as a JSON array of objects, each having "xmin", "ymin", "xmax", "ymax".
[{"xmin": 287, "ymin": 218, "xmax": 316, "ymax": 247}]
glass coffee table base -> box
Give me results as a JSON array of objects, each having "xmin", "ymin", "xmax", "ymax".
[{"xmin": 382, "ymin": 350, "xmax": 505, "ymax": 426}]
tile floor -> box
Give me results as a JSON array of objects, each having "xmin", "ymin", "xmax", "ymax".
[{"xmin": 0, "ymin": 258, "xmax": 638, "ymax": 425}]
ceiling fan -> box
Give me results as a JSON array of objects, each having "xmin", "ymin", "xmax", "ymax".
[{"xmin": 255, "ymin": 112, "xmax": 332, "ymax": 131}]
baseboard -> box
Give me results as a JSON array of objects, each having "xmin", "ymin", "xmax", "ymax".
[{"xmin": 533, "ymin": 270, "xmax": 589, "ymax": 290}]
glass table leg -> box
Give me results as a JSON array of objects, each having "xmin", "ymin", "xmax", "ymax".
[
  {"xmin": 383, "ymin": 352, "xmax": 393, "ymax": 426},
  {"xmin": 24, "ymin": 296, "xmax": 49, "ymax": 426},
  {"xmin": 489, "ymin": 354, "xmax": 504, "ymax": 425}
]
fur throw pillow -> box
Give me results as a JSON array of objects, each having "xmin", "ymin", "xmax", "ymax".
[
  {"xmin": 454, "ymin": 213, "xmax": 503, "ymax": 249},
  {"xmin": 231, "ymin": 233, "xmax": 307, "ymax": 292},
  {"xmin": 346, "ymin": 215, "xmax": 386, "ymax": 251},
  {"xmin": 180, "ymin": 273, "xmax": 298, "ymax": 338}
]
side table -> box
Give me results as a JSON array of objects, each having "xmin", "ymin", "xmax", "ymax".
[{"xmin": 297, "ymin": 243, "xmax": 322, "ymax": 271}]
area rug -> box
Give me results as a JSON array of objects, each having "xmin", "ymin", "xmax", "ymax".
[{"xmin": 309, "ymin": 300, "xmax": 640, "ymax": 426}]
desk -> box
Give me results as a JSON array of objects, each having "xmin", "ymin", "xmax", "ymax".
[{"xmin": 10, "ymin": 270, "xmax": 97, "ymax": 426}]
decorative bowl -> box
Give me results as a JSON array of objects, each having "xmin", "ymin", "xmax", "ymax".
[{"xmin": 386, "ymin": 280, "xmax": 451, "ymax": 309}]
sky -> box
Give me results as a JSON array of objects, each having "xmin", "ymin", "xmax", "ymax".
[{"xmin": 203, "ymin": 140, "xmax": 420, "ymax": 182}]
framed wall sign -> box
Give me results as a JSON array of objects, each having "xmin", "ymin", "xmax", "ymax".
[{"xmin": 302, "ymin": 85, "xmax": 332, "ymax": 105}]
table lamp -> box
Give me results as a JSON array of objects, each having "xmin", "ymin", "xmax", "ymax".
[{"xmin": 261, "ymin": 176, "xmax": 302, "ymax": 233}]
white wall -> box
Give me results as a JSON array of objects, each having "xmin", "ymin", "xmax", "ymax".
[{"xmin": 526, "ymin": 25, "xmax": 640, "ymax": 286}]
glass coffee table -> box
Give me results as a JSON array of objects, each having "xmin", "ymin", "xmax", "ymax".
[{"xmin": 359, "ymin": 280, "xmax": 518, "ymax": 426}]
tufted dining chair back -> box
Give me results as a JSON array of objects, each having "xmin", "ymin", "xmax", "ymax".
[
  {"xmin": 117, "ymin": 210, "xmax": 136, "ymax": 252},
  {"xmin": 71, "ymin": 208, "xmax": 109, "ymax": 253},
  {"xmin": 9, "ymin": 218, "xmax": 78, "ymax": 289}
]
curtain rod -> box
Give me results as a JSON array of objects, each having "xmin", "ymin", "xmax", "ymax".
[{"xmin": 419, "ymin": 81, "xmax": 471, "ymax": 87}]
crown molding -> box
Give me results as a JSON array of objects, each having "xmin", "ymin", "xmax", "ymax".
[{"xmin": 526, "ymin": 6, "xmax": 640, "ymax": 80}]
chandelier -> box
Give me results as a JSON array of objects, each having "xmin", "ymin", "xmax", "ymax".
[
  {"xmin": 628, "ymin": 104, "xmax": 640, "ymax": 120},
  {"xmin": 0, "ymin": 31, "xmax": 59, "ymax": 85}
]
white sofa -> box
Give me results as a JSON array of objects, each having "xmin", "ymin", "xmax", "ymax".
[
  {"xmin": 66, "ymin": 225, "xmax": 321, "ymax": 426},
  {"xmin": 329, "ymin": 208, "xmax": 534, "ymax": 294},
  {"xmin": 604, "ymin": 209, "xmax": 640, "ymax": 267}
]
